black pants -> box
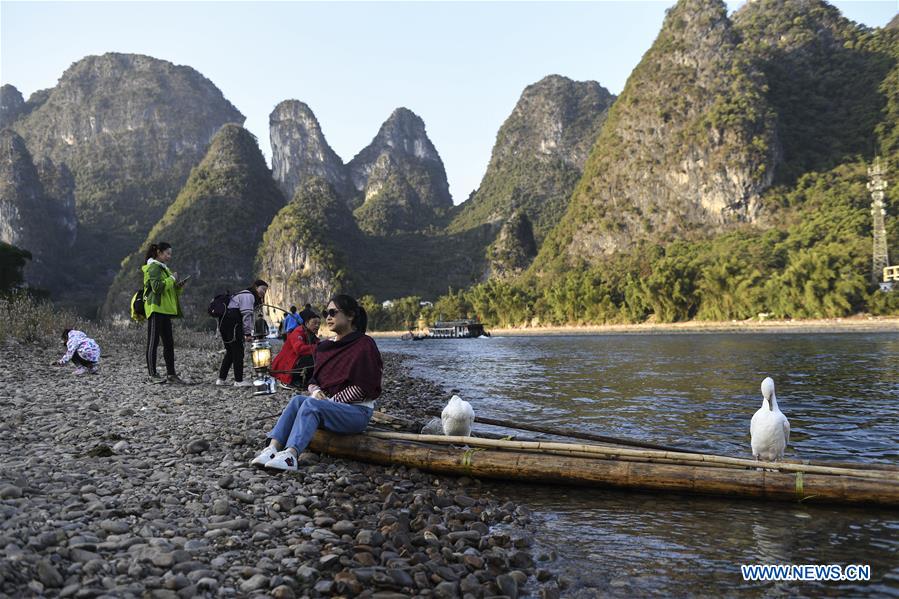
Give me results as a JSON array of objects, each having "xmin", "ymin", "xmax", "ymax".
[
  {"xmin": 292, "ymin": 355, "xmax": 314, "ymax": 387},
  {"xmin": 219, "ymin": 309, "xmax": 245, "ymax": 382},
  {"xmin": 72, "ymin": 353, "xmax": 97, "ymax": 367},
  {"xmin": 147, "ymin": 313, "xmax": 175, "ymax": 376}
]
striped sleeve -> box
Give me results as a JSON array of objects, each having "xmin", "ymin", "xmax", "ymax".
[{"xmin": 330, "ymin": 385, "xmax": 367, "ymax": 404}]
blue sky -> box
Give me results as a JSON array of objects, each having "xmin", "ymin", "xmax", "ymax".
[{"xmin": 2, "ymin": 1, "xmax": 896, "ymax": 202}]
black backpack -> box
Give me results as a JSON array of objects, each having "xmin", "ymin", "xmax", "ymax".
[
  {"xmin": 130, "ymin": 285, "xmax": 148, "ymax": 321},
  {"xmin": 208, "ymin": 292, "xmax": 232, "ymax": 319}
]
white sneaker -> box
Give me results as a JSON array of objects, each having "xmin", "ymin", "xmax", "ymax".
[
  {"xmin": 233, "ymin": 380, "xmax": 254, "ymax": 388},
  {"xmin": 264, "ymin": 449, "xmax": 298, "ymax": 472},
  {"xmin": 73, "ymin": 367, "xmax": 88, "ymax": 375},
  {"xmin": 214, "ymin": 378, "xmax": 227, "ymax": 386},
  {"xmin": 250, "ymin": 443, "xmax": 279, "ymax": 468}
]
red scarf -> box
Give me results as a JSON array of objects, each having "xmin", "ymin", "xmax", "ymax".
[{"xmin": 311, "ymin": 332, "xmax": 382, "ymax": 399}]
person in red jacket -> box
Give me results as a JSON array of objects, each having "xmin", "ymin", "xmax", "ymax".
[{"xmin": 271, "ymin": 304, "xmax": 321, "ymax": 388}]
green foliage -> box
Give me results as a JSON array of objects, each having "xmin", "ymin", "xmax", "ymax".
[
  {"xmin": 359, "ymin": 295, "xmax": 429, "ymax": 331},
  {"xmin": 432, "ymin": 288, "xmax": 473, "ymax": 322},
  {"xmin": 765, "ymin": 244, "xmax": 867, "ymax": 318},
  {"xmin": 105, "ymin": 124, "xmax": 285, "ymax": 325},
  {"xmin": 425, "ymin": 156, "xmax": 899, "ymax": 326},
  {"xmin": 733, "ymin": 0, "xmax": 897, "ymax": 183},
  {"xmin": 532, "ymin": 0, "xmax": 778, "ymax": 275}
]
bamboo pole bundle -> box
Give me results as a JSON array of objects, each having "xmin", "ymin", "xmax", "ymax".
[
  {"xmin": 423, "ymin": 412, "xmax": 899, "ymax": 473},
  {"xmin": 436, "ymin": 412, "xmax": 698, "ymax": 453},
  {"xmin": 308, "ymin": 430, "xmax": 899, "ymax": 507},
  {"xmin": 364, "ymin": 431, "xmax": 899, "ymax": 481}
]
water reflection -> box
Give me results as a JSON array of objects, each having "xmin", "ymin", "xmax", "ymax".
[{"xmin": 379, "ymin": 333, "xmax": 899, "ymax": 596}]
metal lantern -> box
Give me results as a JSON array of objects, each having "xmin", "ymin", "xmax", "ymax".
[
  {"xmin": 251, "ymin": 338, "xmax": 276, "ymax": 396},
  {"xmin": 251, "ymin": 339, "xmax": 272, "ymax": 369}
]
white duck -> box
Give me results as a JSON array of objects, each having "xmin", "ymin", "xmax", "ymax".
[
  {"xmin": 750, "ymin": 377, "xmax": 791, "ymax": 462},
  {"xmin": 441, "ymin": 395, "xmax": 475, "ymax": 437}
]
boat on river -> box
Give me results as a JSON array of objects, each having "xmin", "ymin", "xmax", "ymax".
[
  {"xmin": 306, "ymin": 414, "xmax": 899, "ymax": 508},
  {"xmin": 427, "ymin": 319, "xmax": 490, "ymax": 339}
]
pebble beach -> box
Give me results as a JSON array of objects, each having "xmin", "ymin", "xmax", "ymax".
[{"xmin": 0, "ymin": 328, "xmax": 559, "ymax": 598}]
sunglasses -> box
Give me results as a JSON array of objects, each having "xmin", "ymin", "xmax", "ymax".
[{"xmin": 323, "ymin": 308, "xmax": 342, "ymax": 318}]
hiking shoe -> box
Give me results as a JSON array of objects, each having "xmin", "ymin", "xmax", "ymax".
[
  {"xmin": 89, "ymin": 365, "xmax": 100, "ymax": 375},
  {"xmin": 166, "ymin": 374, "xmax": 189, "ymax": 385},
  {"xmin": 250, "ymin": 443, "xmax": 279, "ymax": 468},
  {"xmin": 148, "ymin": 373, "xmax": 166, "ymax": 384},
  {"xmin": 214, "ymin": 378, "xmax": 228, "ymax": 386},
  {"xmin": 73, "ymin": 366, "xmax": 88, "ymax": 375},
  {"xmin": 233, "ymin": 380, "xmax": 254, "ymax": 388},
  {"xmin": 264, "ymin": 450, "xmax": 298, "ymax": 472}
]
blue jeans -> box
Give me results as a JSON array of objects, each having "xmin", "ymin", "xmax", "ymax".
[{"xmin": 268, "ymin": 395, "xmax": 373, "ymax": 453}]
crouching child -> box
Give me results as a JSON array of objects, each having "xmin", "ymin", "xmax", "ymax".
[{"xmin": 54, "ymin": 329, "xmax": 101, "ymax": 375}]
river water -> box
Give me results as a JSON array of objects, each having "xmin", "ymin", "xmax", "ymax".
[{"xmin": 377, "ymin": 333, "xmax": 899, "ymax": 597}]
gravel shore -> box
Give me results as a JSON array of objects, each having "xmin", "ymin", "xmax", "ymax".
[{"xmin": 0, "ymin": 328, "xmax": 560, "ymax": 598}]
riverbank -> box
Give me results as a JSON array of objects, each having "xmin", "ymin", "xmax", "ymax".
[
  {"xmin": 0, "ymin": 328, "xmax": 560, "ymax": 598},
  {"xmin": 369, "ymin": 315, "xmax": 899, "ymax": 338}
]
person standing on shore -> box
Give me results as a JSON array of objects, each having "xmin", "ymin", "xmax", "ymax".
[
  {"xmin": 271, "ymin": 304, "xmax": 321, "ymax": 389},
  {"xmin": 250, "ymin": 294, "xmax": 382, "ymax": 471},
  {"xmin": 53, "ymin": 328, "xmax": 101, "ymax": 375},
  {"xmin": 216, "ymin": 279, "xmax": 269, "ymax": 387},
  {"xmin": 143, "ymin": 242, "xmax": 188, "ymax": 384},
  {"xmin": 280, "ymin": 305, "xmax": 302, "ymax": 339}
]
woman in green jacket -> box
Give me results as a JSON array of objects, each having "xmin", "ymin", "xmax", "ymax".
[{"xmin": 143, "ymin": 242, "xmax": 188, "ymax": 384}]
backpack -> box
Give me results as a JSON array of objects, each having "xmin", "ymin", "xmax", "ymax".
[
  {"xmin": 207, "ymin": 292, "xmax": 232, "ymax": 319},
  {"xmin": 130, "ymin": 286, "xmax": 147, "ymax": 322}
]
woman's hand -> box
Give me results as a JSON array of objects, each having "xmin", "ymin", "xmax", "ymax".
[{"xmin": 311, "ymin": 389, "xmax": 328, "ymax": 401}]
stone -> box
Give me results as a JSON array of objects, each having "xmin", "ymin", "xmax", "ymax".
[
  {"xmin": 36, "ymin": 559, "xmax": 64, "ymax": 588},
  {"xmin": 271, "ymin": 584, "xmax": 295, "ymax": 599},
  {"xmin": 313, "ymin": 580, "xmax": 333, "ymax": 594},
  {"xmin": 240, "ymin": 573, "xmax": 270, "ymax": 593},
  {"xmin": 454, "ymin": 495, "xmax": 476, "ymax": 508},
  {"xmin": 99, "ymin": 519, "xmax": 130, "ymax": 534},
  {"xmin": 496, "ymin": 573, "xmax": 518, "ymax": 599},
  {"xmin": 296, "ymin": 565, "xmax": 318, "ymax": 582},
  {"xmin": 212, "ymin": 499, "xmax": 230, "ymax": 516},
  {"xmin": 184, "ymin": 440, "xmax": 210, "ymax": 454},
  {"xmin": 0, "ymin": 484, "xmax": 22, "ymax": 499},
  {"xmin": 69, "ymin": 548, "xmax": 100, "ymax": 563},
  {"xmin": 196, "ymin": 578, "xmax": 219, "ymax": 593},
  {"xmin": 332, "ymin": 520, "xmax": 356, "ymax": 535},
  {"xmin": 434, "ymin": 581, "xmax": 459, "ymax": 598}
]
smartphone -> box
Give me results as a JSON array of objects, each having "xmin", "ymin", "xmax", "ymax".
[{"xmin": 178, "ymin": 274, "xmax": 192, "ymax": 285}]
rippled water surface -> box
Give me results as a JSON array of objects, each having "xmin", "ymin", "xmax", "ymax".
[{"xmin": 378, "ymin": 333, "xmax": 899, "ymax": 597}]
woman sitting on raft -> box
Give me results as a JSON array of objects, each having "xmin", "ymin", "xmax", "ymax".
[
  {"xmin": 270, "ymin": 304, "xmax": 321, "ymax": 389},
  {"xmin": 251, "ymin": 294, "xmax": 382, "ymax": 472}
]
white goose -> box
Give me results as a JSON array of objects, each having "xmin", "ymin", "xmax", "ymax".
[
  {"xmin": 750, "ymin": 377, "xmax": 791, "ymax": 462},
  {"xmin": 441, "ymin": 395, "xmax": 475, "ymax": 437}
]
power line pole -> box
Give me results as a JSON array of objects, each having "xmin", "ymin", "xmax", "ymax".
[{"xmin": 868, "ymin": 157, "xmax": 889, "ymax": 286}]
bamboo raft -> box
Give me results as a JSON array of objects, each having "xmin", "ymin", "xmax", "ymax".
[{"xmin": 305, "ymin": 413, "xmax": 899, "ymax": 508}]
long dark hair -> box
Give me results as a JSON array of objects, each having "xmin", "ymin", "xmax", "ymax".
[
  {"xmin": 330, "ymin": 294, "xmax": 368, "ymax": 334},
  {"xmin": 61, "ymin": 328, "xmax": 72, "ymax": 343},
  {"xmin": 144, "ymin": 242, "xmax": 172, "ymax": 262},
  {"xmin": 248, "ymin": 279, "xmax": 269, "ymax": 306}
]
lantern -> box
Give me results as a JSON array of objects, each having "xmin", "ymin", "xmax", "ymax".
[
  {"xmin": 250, "ymin": 338, "xmax": 276, "ymax": 396},
  {"xmin": 251, "ymin": 339, "xmax": 272, "ymax": 370}
]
